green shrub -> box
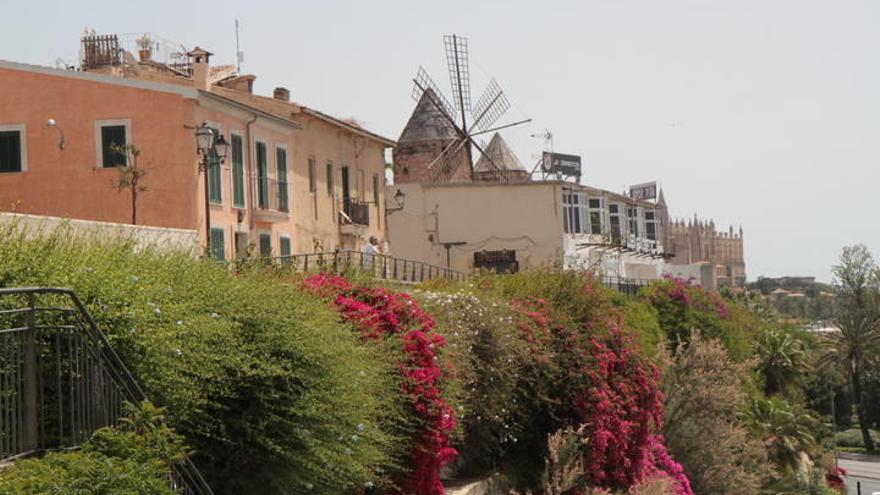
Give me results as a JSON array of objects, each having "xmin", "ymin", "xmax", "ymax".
[
  {"xmin": 834, "ymin": 428, "xmax": 880, "ymax": 448},
  {"xmin": 0, "ymin": 403, "xmax": 181, "ymax": 495},
  {"xmin": 0, "ymin": 223, "xmax": 402, "ymax": 494}
]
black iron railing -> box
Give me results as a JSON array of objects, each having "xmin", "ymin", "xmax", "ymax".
[
  {"xmin": 341, "ymin": 199, "xmax": 369, "ymax": 226},
  {"xmin": 0, "ymin": 288, "xmax": 213, "ymax": 495},
  {"xmin": 600, "ymin": 276, "xmax": 652, "ymax": 296},
  {"xmin": 252, "ymin": 250, "xmax": 468, "ymax": 283}
]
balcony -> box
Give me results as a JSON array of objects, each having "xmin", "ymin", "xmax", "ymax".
[
  {"xmin": 339, "ymin": 198, "xmax": 369, "ymax": 235},
  {"xmin": 253, "ymin": 176, "xmax": 289, "ymax": 222}
]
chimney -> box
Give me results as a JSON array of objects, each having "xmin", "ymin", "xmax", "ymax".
[
  {"xmin": 273, "ymin": 87, "xmax": 290, "ymax": 102},
  {"xmin": 187, "ymin": 47, "xmax": 213, "ymax": 91}
]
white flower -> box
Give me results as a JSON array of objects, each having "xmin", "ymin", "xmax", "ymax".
[
  {"xmin": 176, "ymin": 320, "xmax": 183, "ymax": 326},
  {"xmin": 305, "ymin": 482, "xmax": 313, "ymax": 490},
  {"xmin": 356, "ymin": 423, "xmax": 365, "ymax": 432},
  {"xmin": 174, "ymin": 348, "xmax": 182, "ymax": 357},
  {"xmin": 154, "ymin": 308, "xmax": 161, "ymax": 315},
  {"xmin": 364, "ymin": 481, "xmax": 374, "ymax": 489},
  {"xmin": 351, "ymin": 434, "xmax": 359, "ymax": 442}
]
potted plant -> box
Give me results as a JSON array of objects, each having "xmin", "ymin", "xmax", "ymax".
[{"xmin": 136, "ymin": 34, "xmax": 153, "ymax": 62}]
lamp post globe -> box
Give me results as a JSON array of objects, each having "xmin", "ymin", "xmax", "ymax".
[
  {"xmin": 214, "ymin": 134, "xmax": 229, "ymax": 160},
  {"xmin": 195, "ymin": 123, "xmax": 215, "ymax": 154}
]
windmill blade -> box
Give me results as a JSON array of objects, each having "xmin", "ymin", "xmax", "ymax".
[
  {"xmin": 444, "ymin": 34, "xmax": 472, "ymax": 116},
  {"xmin": 469, "ymin": 136, "xmax": 502, "ymax": 174},
  {"xmin": 412, "ymin": 66, "xmax": 455, "ymax": 120},
  {"xmin": 471, "ymin": 78, "xmax": 510, "ymax": 133},
  {"xmin": 428, "ymin": 137, "xmax": 470, "ymax": 182}
]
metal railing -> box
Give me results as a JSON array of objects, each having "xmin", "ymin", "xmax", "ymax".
[
  {"xmin": 341, "ymin": 199, "xmax": 370, "ymax": 226},
  {"xmin": 0, "ymin": 288, "xmax": 213, "ymax": 495},
  {"xmin": 600, "ymin": 276, "xmax": 652, "ymax": 296},
  {"xmin": 251, "ymin": 250, "xmax": 468, "ymax": 283}
]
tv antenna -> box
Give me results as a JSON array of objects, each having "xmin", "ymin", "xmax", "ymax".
[{"xmin": 411, "ymin": 34, "xmax": 531, "ymax": 182}]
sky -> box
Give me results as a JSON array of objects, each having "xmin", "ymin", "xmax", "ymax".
[{"xmin": 4, "ymin": 0, "xmax": 879, "ymax": 282}]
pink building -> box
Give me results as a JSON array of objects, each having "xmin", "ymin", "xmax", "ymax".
[{"xmin": 0, "ymin": 35, "xmax": 393, "ymax": 260}]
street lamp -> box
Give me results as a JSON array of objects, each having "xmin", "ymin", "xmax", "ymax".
[
  {"xmin": 386, "ymin": 189, "xmax": 406, "ymax": 214},
  {"xmin": 196, "ymin": 123, "xmax": 228, "ymax": 257}
]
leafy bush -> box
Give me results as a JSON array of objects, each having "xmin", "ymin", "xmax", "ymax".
[
  {"xmin": 0, "ymin": 403, "xmax": 181, "ymax": 495},
  {"xmin": 834, "ymin": 428, "xmax": 880, "ymax": 448},
  {"xmin": 0, "ymin": 224, "xmax": 401, "ymax": 494}
]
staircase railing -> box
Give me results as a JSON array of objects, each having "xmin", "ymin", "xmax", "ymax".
[{"xmin": 0, "ymin": 287, "xmax": 213, "ymax": 494}]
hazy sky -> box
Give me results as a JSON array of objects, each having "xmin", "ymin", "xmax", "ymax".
[{"xmin": 5, "ymin": 0, "xmax": 879, "ymax": 281}]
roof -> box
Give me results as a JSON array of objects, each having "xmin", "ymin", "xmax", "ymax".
[
  {"xmin": 473, "ymin": 133, "xmax": 526, "ymax": 173},
  {"xmin": 209, "ymin": 86, "xmax": 395, "ymax": 146},
  {"xmin": 398, "ymin": 89, "xmax": 459, "ymax": 143}
]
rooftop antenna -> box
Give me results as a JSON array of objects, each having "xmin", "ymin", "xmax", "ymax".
[{"xmin": 235, "ymin": 19, "xmax": 244, "ymax": 73}]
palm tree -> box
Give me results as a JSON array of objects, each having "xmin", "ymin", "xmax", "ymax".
[
  {"xmin": 744, "ymin": 397, "xmax": 818, "ymax": 473},
  {"xmin": 755, "ymin": 328, "xmax": 809, "ymax": 396},
  {"xmin": 818, "ymin": 309, "xmax": 880, "ymax": 452}
]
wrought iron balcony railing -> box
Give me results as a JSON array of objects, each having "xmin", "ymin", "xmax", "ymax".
[{"xmin": 341, "ymin": 199, "xmax": 369, "ymax": 226}]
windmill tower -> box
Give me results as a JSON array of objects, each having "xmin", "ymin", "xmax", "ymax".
[{"xmin": 394, "ymin": 35, "xmax": 528, "ymax": 184}]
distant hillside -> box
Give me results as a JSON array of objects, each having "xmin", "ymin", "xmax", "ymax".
[{"xmin": 747, "ymin": 276, "xmax": 836, "ymax": 322}]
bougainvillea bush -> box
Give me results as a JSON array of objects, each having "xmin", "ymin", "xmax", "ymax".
[
  {"xmin": 641, "ymin": 276, "xmax": 761, "ymax": 360},
  {"xmin": 304, "ymin": 274, "xmax": 458, "ymax": 495},
  {"xmin": 419, "ymin": 271, "xmax": 693, "ymax": 495}
]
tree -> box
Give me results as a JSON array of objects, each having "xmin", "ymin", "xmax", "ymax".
[
  {"xmin": 661, "ymin": 335, "xmax": 770, "ymax": 495},
  {"xmin": 755, "ymin": 327, "xmax": 809, "ymax": 396},
  {"xmin": 820, "ymin": 244, "xmax": 880, "ymax": 452},
  {"xmin": 111, "ymin": 143, "xmax": 148, "ymax": 225}
]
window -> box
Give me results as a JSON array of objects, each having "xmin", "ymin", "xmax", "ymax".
[
  {"xmin": 0, "ymin": 126, "xmax": 25, "ymax": 173},
  {"xmin": 628, "ymin": 207, "xmax": 640, "ymax": 238},
  {"xmin": 231, "ymin": 134, "xmax": 245, "ymax": 208},
  {"xmin": 588, "ymin": 198, "xmax": 603, "ymax": 235},
  {"xmin": 100, "ymin": 124, "xmax": 127, "ymax": 167},
  {"xmin": 280, "ymin": 236, "xmax": 291, "ymax": 258},
  {"xmin": 256, "ymin": 142, "xmax": 269, "ymax": 208},
  {"xmin": 276, "ymin": 147, "xmax": 289, "ymax": 212},
  {"xmin": 373, "ymin": 174, "xmax": 381, "ymax": 205},
  {"xmin": 645, "ymin": 210, "xmax": 657, "ymax": 241},
  {"xmin": 210, "ymin": 227, "xmax": 225, "ymax": 261},
  {"xmin": 259, "ymin": 233, "xmax": 272, "ymax": 258},
  {"xmin": 609, "ymin": 204, "xmax": 622, "ymax": 242},
  {"xmin": 308, "ymin": 158, "xmax": 317, "ymax": 193},
  {"xmin": 562, "ymin": 191, "xmax": 587, "ymax": 234},
  {"xmin": 207, "ymin": 127, "xmax": 222, "ymax": 204},
  {"xmin": 326, "ymin": 162, "xmax": 334, "ymax": 196}
]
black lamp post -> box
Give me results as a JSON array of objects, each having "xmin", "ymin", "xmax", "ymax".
[
  {"xmin": 196, "ymin": 123, "xmax": 229, "ymax": 257},
  {"xmin": 386, "ymin": 189, "xmax": 407, "ymax": 214}
]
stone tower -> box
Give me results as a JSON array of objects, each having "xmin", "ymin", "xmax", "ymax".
[{"xmin": 393, "ymin": 89, "xmax": 472, "ymax": 184}]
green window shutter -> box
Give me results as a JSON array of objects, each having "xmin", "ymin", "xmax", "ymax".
[
  {"xmin": 373, "ymin": 174, "xmax": 380, "ymax": 205},
  {"xmin": 232, "ymin": 135, "xmax": 245, "ymax": 208},
  {"xmin": 308, "ymin": 159, "xmax": 316, "ymax": 192},
  {"xmin": 259, "ymin": 233, "xmax": 271, "ymax": 257},
  {"xmin": 207, "ymin": 128, "xmax": 222, "ymax": 203},
  {"xmin": 326, "ymin": 163, "xmax": 334, "ymax": 196},
  {"xmin": 0, "ymin": 131, "xmax": 22, "ymax": 173},
  {"xmin": 276, "ymin": 148, "xmax": 288, "ymax": 211},
  {"xmin": 210, "ymin": 228, "xmax": 225, "ymax": 260},
  {"xmin": 256, "ymin": 143, "xmax": 269, "ymax": 208},
  {"xmin": 280, "ymin": 237, "xmax": 291, "ymax": 258},
  {"xmin": 101, "ymin": 125, "xmax": 127, "ymax": 167}
]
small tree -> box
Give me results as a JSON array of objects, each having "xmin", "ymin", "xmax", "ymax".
[
  {"xmin": 111, "ymin": 143, "xmax": 148, "ymax": 225},
  {"xmin": 820, "ymin": 245, "xmax": 880, "ymax": 452}
]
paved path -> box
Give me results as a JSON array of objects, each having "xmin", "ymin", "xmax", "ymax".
[{"xmin": 840, "ymin": 457, "xmax": 880, "ymax": 495}]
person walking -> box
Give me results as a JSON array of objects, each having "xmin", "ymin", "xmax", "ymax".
[{"xmin": 362, "ymin": 236, "xmax": 381, "ymax": 272}]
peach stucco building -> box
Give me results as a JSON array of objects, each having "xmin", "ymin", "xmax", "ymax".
[{"xmin": 0, "ymin": 41, "xmax": 393, "ymax": 260}]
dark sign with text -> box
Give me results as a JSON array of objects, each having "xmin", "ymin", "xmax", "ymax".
[{"xmin": 541, "ymin": 152, "xmax": 582, "ymax": 177}]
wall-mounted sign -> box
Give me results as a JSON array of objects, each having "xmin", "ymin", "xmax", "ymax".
[
  {"xmin": 541, "ymin": 152, "xmax": 582, "ymax": 177},
  {"xmin": 629, "ymin": 181, "xmax": 657, "ymax": 201},
  {"xmin": 474, "ymin": 250, "xmax": 519, "ymax": 274}
]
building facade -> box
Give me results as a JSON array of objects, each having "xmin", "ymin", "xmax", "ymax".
[{"xmin": 0, "ymin": 35, "xmax": 393, "ymax": 259}]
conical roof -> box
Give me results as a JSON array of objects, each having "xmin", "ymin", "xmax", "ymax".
[
  {"xmin": 473, "ymin": 133, "xmax": 526, "ymax": 173},
  {"xmin": 398, "ymin": 89, "xmax": 459, "ymax": 143}
]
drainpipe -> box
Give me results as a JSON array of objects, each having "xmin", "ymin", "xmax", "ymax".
[{"xmin": 245, "ymin": 114, "xmax": 258, "ymax": 236}]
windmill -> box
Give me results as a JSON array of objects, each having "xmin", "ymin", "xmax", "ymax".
[{"xmin": 411, "ymin": 34, "xmax": 530, "ymax": 182}]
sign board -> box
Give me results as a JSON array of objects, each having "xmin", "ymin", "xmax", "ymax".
[
  {"xmin": 474, "ymin": 250, "xmax": 519, "ymax": 274},
  {"xmin": 541, "ymin": 152, "xmax": 582, "ymax": 177},
  {"xmin": 629, "ymin": 181, "xmax": 657, "ymax": 201}
]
